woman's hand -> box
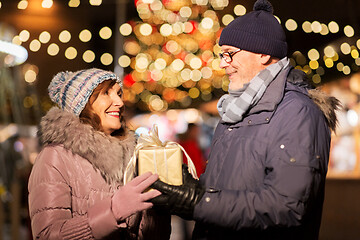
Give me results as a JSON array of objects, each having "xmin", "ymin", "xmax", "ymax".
[{"xmin": 111, "ymin": 172, "xmax": 161, "ymax": 221}]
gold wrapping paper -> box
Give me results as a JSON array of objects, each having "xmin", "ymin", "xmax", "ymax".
[
  {"xmin": 124, "ymin": 124, "xmax": 198, "ymax": 185},
  {"xmin": 138, "ymin": 146, "xmax": 183, "ymax": 185}
]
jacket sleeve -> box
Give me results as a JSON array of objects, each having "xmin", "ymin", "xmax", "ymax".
[
  {"xmin": 28, "ymin": 147, "xmax": 122, "ymax": 239},
  {"xmin": 193, "ymin": 100, "xmax": 329, "ymax": 230}
]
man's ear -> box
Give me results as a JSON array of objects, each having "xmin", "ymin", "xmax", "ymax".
[{"xmin": 259, "ymin": 54, "xmax": 272, "ymax": 65}]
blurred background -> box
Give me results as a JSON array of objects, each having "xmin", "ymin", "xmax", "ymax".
[{"xmin": 0, "ymin": 0, "xmax": 359, "ymax": 239}]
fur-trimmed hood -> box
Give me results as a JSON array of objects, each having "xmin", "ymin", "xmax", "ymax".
[
  {"xmin": 308, "ymin": 89, "xmax": 341, "ymax": 132},
  {"xmin": 287, "ymin": 68, "xmax": 341, "ymax": 132},
  {"xmin": 38, "ymin": 107, "xmax": 136, "ymax": 184}
]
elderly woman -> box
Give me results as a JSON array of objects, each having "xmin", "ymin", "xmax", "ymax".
[{"xmin": 28, "ymin": 68, "xmax": 170, "ymax": 239}]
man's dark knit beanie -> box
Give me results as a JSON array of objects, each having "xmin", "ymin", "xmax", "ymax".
[{"xmin": 219, "ymin": 0, "xmax": 287, "ymax": 59}]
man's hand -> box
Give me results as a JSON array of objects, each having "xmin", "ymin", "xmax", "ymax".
[{"xmin": 151, "ymin": 165, "xmax": 205, "ymax": 220}]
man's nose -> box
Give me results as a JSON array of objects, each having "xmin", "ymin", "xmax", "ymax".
[{"xmin": 219, "ymin": 58, "xmax": 230, "ymax": 69}]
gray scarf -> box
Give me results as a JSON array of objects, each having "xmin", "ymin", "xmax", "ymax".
[{"xmin": 217, "ymin": 57, "xmax": 289, "ymax": 123}]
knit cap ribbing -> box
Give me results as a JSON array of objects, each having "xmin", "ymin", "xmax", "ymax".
[{"xmin": 219, "ymin": 0, "xmax": 287, "ymax": 58}]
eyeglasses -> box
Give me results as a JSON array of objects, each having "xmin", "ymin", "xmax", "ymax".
[{"xmin": 218, "ymin": 49, "xmax": 241, "ymax": 63}]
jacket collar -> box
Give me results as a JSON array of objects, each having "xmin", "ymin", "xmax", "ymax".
[
  {"xmin": 221, "ymin": 65, "xmax": 291, "ymax": 127},
  {"xmin": 38, "ymin": 107, "xmax": 136, "ymax": 185},
  {"xmin": 221, "ymin": 67, "xmax": 340, "ymax": 131}
]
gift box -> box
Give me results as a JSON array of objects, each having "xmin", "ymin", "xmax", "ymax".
[
  {"xmin": 124, "ymin": 125, "xmax": 198, "ymax": 185},
  {"xmin": 138, "ymin": 145, "xmax": 183, "ymax": 185}
]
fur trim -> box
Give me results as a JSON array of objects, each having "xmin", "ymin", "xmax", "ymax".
[
  {"xmin": 38, "ymin": 107, "xmax": 136, "ymax": 185},
  {"xmin": 308, "ymin": 89, "xmax": 342, "ymax": 132}
]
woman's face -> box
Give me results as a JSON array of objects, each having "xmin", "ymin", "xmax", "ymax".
[{"xmin": 91, "ymin": 82, "xmax": 124, "ymax": 135}]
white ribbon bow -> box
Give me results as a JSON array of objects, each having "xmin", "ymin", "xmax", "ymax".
[{"xmin": 124, "ymin": 124, "xmax": 198, "ymax": 185}]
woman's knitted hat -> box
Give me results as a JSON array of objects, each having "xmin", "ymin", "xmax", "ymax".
[
  {"xmin": 48, "ymin": 68, "xmax": 122, "ymax": 116},
  {"xmin": 219, "ymin": 0, "xmax": 287, "ymax": 59}
]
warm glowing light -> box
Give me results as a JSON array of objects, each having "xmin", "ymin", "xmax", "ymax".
[
  {"xmin": 165, "ymin": 40, "xmax": 179, "ymax": 53},
  {"xmin": 172, "ymin": 22, "xmax": 183, "ymax": 35},
  {"xmin": 119, "ymin": 23, "xmax": 132, "ymax": 36},
  {"xmin": 170, "ymin": 59, "xmax": 185, "ymax": 72},
  {"xmin": 19, "ymin": 30, "xmax": 30, "ymax": 42},
  {"xmin": 308, "ymin": 49, "xmax": 320, "ymax": 61},
  {"xmin": 65, "ymin": 47, "xmax": 77, "ymax": 59},
  {"xmin": 285, "ymin": 19, "xmax": 297, "ymax": 31},
  {"xmin": 99, "ymin": 26, "xmax": 112, "ymax": 39},
  {"xmin": 234, "ymin": 4, "xmax": 246, "ymax": 16},
  {"xmin": 68, "ymin": 0, "xmax": 80, "ymax": 7},
  {"xmin": 135, "ymin": 54, "xmax": 149, "ymax": 70},
  {"xmin": 59, "ymin": 30, "xmax": 71, "ymax": 43},
  {"xmin": 12, "ymin": 36, "xmax": 22, "ymax": 45},
  {"xmin": 328, "ymin": 21, "xmax": 339, "ymax": 33},
  {"xmin": 351, "ymin": 49, "xmax": 359, "ymax": 59},
  {"xmin": 336, "ymin": 62, "xmax": 344, "ymax": 71},
  {"xmin": 42, "ymin": 0, "xmax": 53, "ymax": 8},
  {"xmin": 356, "ymin": 58, "xmax": 360, "ymax": 66},
  {"xmin": 24, "ymin": 70, "xmax": 37, "ymax": 83},
  {"xmin": 302, "ymin": 21, "xmax": 312, "ymax": 33},
  {"xmin": 139, "ymin": 23, "xmax": 152, "ymax": 36},
  {"xmin": 39, "ymin": 31, "xmax": 51, "ymax": 43},
  {"xmin": 201, "ymin": 17, "xmax": 214, "ymax": 29},
  {"xmin": 311, "ymin": 21, "xmax": 321, "ymax": 33},
  {"xmin": 325, "ymin": 58, "xmax": 334, "ymax": 68},
  {"xmin": 201, "ymin": 67, "xmax": 212, "ymax": 79},
  {"xmin": 154, "ymin": 58, "xmax": 167, "ymax": 70},
  {"xmin": 149, "ymin": 95, "xmax": 164, "ymax": 111},
  {"xmin": 124, "ymin": 41, "xmax": 141, "ymax": 55},
  {"xmin": 118, "ymin": 55, "xmax": 131, "ymax": 67},
  {"xmin": 100, "ymin": 53, "xmax": 113, "ymax": 65},
  {"xmin": 222, "ymin": 14, "xmax": 234, "ymax": 26},
  {"xmin": 191, "ymin": 70, "xmax": 202, "ymax": 81},
  {"xmin": 344, "ymin": 25, "xmax": 354, "ymax": 37},
  {"xmin": 189, "ymin": 57, "xmax": 202, "ymax": 69},
  {"xmin": 179, "ymin": 6, "xmax": 192, "ymax": 18},
  {"xmin": 79, "ymin": 29, "xmax": 92, "ymax": 42},
  {"xmin": 189, "ymin": 88, "xmax": 200, "ymax": 98},
  {"xmin": 274, "ymin": 16, "xmax": 281, "ymax": 24},
  {"xmin": 89, "ymin": 0, "xmax": 102, "ymax": 6},
  {"xmin": 47, "ymin": 43, "xmax": 59, "ymax": 56},
  {"xmin": 29, "ymin": 40, "xmax": 41, "ymax": 52},
  {"xmin": 324, "ymin": 46, "xmax": 336, "ymax": 58},
  {"xmin": 160, "ymin": 24, "xmax": 172, "ymax": 36},
  {"xmin": 320, "ymin": 24, "xmax": 329, "ymax": 35},
  {"xmin": 184, "ymin": 22, "xmax": 194, "ymax": 33},
  {"xmin": 18, "ymin": 0, "xmax": 28, "ymax": 9},
  {"xmin": 309, "ymin": 60, "xmax": 319, "ymax": 70},
  {"xmin": 181, "ymin": 68, "xmax": 191, "ymax": 81},
  {"xmin": 343, "ymin": 65, "xmax": 351, "ymax": 75},
  {"xmin": 340, "ymin": 42, "xmax": 351, "ymax": 55},
  {"xmin": 82, "ymin": 50, "xmax": 95, "ymax": 63}
]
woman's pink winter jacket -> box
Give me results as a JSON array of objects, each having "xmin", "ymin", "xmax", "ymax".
[{"xmin": 28, "ymin": 107, "xmax": 170, "ymax": 239}]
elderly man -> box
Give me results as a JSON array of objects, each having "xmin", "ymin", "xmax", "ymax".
[{"xmin": 152, "ymin": 0, "xmax": 340, "ymax": 239}]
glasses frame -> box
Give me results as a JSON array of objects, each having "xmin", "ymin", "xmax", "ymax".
[{"xmin": 219, "ymin": 49, "xmax": 241, "ymax": 63}]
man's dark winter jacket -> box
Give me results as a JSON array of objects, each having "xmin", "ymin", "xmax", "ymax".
[{"xmin": 192, "ymin": 67, "xmax": 339, "ymax": 240}]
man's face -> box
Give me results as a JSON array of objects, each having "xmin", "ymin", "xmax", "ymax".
[{"xmin": 219, "ymin": 45, "xmax": 265, "ymax": 90}]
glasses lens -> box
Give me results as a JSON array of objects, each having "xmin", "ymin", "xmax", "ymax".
[{"xmin": 219, "ymin": 52, "xmax": 231, "ymax": 62}]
